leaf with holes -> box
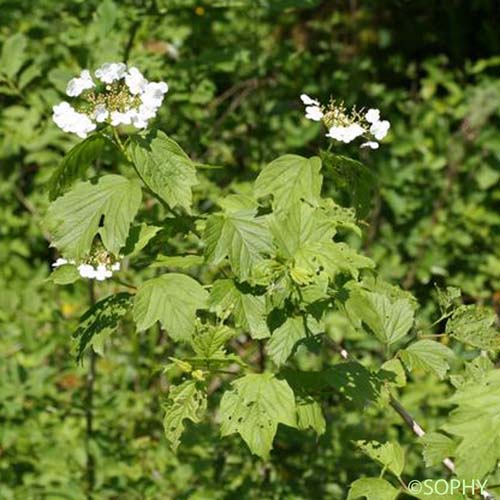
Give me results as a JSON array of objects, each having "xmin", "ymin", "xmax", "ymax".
[
  {"xmin": 219, "ymin": 373, "xmax": 297, "ymax": 458},
  {"xmin": 208, "ymin": 279, "xmax": 269, "ymax": 339},
  {"xmin": 163, "ymin": 380, "xmax": 207, "ymax": 451}
]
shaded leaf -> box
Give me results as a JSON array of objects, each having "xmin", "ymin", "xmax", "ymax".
[
  {"xmin": 48, "ymin": 134, "xmax": 113, "ymax": 200},
  {"xmin": 73, "ymin": 293, "xmax": 132, "ymax": 361}
]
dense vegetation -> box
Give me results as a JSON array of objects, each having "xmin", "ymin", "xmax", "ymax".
[{"xmin": 1, "ymin": 1, "xmax": 500, "ymax": 499}]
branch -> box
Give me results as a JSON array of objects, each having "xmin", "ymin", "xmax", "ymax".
[{"xmin": 333, "ymin": 344, "xmax": 494, "ymax": 500}]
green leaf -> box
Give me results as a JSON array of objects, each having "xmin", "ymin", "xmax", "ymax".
[
  {"xmin": 321, "ymin": 151, "xmax": 375, "ymax": 217},
  {"xmin": 219, "ymin": 373, "xmax": 297, "ymax": 458},
  {"xmin": 127, "ymin": 129, "xmax": 197, "ymax": 211},
  {"xmin": 346, "ymin": 289, "xmax": 414, "ymax": 346},
  {"xmin": 269, "ymin": 201, "xmax": 372, "ymax": 281},
  {"xmin": 208, "ymin": 279, "xmax": 269, "ymax": 339},
  {"xmin": 190, "ymin": 325, "xmax": 235, "ymax": 358},
  {"xmin": 446, "ymin": 305, "xmax": 500, "ymax": 350},
  {"xmin": 49, "ymin": 264, "xmax": 80, "ymax": 285},
  {"xmin": 442, "ymin": 368, "xmax": 500, "ymax": 480},
  {"xmin": 48, "ymin": 134, "xmax": 112, "ymax": 200},
  {"xmin": 399, "ymin": 340, "xmax": 454, "ymax": 380},
  {"xmin": 421, "ymin": 432, "xmax": 456, "ymax": 467},
  {"xmin": 204, "ymin": 209, "xmax": 272, "ymax": 280},
  {"xmin": 380, "ymin": 358, "xmax": 407, "ymax": 388},
  {"xmin": 122, "ymin": 223, "xmax": 161, "ymax": 257},
  {"xmin": 133, "ymin": 273, "xmax": 208, "ymax": 341},
  {"xmin": 73, "ymin": 293, "xmax": 132, "ymax": 361},
  {"xmin": 266, "ymin": 316, "xmax": 306, "ymax": 366},
  {"xmin": 152, "ymin": 254, "xmax": 204, "ymax": 269},
  {"xmin": 163, "ymin": 380, "xmax": 207, "ymax": 451},
  {"xmin": 0, "ymin": 33, "xmax": 28, "ymax": 79},
  {"xmin": 295, "ymin": 241, "xmax": 374, "ymax": 280},
  {"xmin": 255, "ymin": 154, "xmax": 322, "ymax": 211},
  {"xmin": 357, "ymin": 440, "xmax": 405, "ymax": 478},
  {"xmin": 44, "ymin": 174, "xmax": 142, "ymax": 260},
  {"xmin": 348, "ymin": 478, "xmax": 400, "ymax": 500},
  {"xmin": 296, "ymin": 397, "xmax": 326, "ymax": 436}
]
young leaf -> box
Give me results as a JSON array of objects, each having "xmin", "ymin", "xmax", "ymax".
[
  {"xmin": 208, "ymin": 279, "xmax": 270, "ymax": 339},
  {"xmin": 204, "ymin": 210, "xmax": 272, "ymax": 280},
  {"xmin": 399, "ymin": 340, "xmax": 454, "ymax": 380},
  {"xmin": 133, "ymin": 273, "xmax": 208, "ymax": 341},
  {"xmin": 219, "ymin": 373, "xmax": 297, "ymax": 458},
  {"xmin": 127, "ymin": 129, "xmax": 197, "ymax": 211},
  {"xmin": 445, "ymin": 304, "xmax": 500, "ymax": 350},
  {"xmin": 73, "ymin": 293, "xmax": 132, "ymax": 361},
  {"xmin": 255, "ymin": 154, "xmax": 322, "ymax": 211},
  {"xmin": 163, "ymin": 380, "xmax": 207, "ymax": 451},
  {"xmin": 190, "ymin": 325, "xmax": 235, "ymax": 358},
  {"xmin": 48, "ymin": 134, "xmax": 113, "ymax": 200},
  {"xmin": 44, "ymin": 174, "xmax": 142, "ymax": 260},
  {"xmin": 347, "ymin": 478, "xmax": 400, "ymax": 500}
]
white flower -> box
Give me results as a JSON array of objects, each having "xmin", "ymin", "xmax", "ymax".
[
  {"xmin": 93, "ymin": 104, "xmax": 109, "ymax": 123},
  {"xmin": 326, "ymin": 123, "xmax": 365, "ymax": 143},
  {"xmin": 125, "ymin": 67, "xmax": 147, "ymax": 95},
  {"xmin": 52, "ymin": 258, "xmax": 68, "ymax": 268},
  {"xmin": 370, "ymin": 119, "xmax": 390, "ymax": 140},
  {"xmin": 94, "ymin": 264, "xmax": 112, "ymax": 281},
  {"xmin": 300, "ymin": 94, "xmax": 320, "ymax": 106},
  {"xmin": 110, "ymin": 110, "xmax": 134, "ymax": 126},
  {"xmin": 365, "ymin": 108, "xmax": 380, "ymax": 124},
  {"xmin": 95, "ymin": 62, "xmax": 127, "ymax": 83},
  {"xmin": 52, "ymin": 102, "xmax": 96, "ymax": 138},
  {"xmin": 361, "ymin": 141, "xmax": 379, "ymax": 149},
  {"xmin": 78, "ymin": 264, "xmax": 96, "ymax": 279},
  {"xmin": 140, "ymin": 81, "xmax": 168, "ymax": 109},
  {"xmin": 305, "ymin": 105, "xmax": 323, "ymax": 121},
  {"xmin": 111, "ymin": 262, "xmax": 121, "ymax": 271},
  {"xmin": 66, "ymin": 69, "xmax": 95, "ymax": 97}
]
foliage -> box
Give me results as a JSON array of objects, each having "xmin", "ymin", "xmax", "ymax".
[{"xmin": 1, "ymin": 1, "xmax": 500, "ymax": 499}]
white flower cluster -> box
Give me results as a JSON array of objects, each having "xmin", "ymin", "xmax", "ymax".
[
  {"xmin": 52, "ymin": 257, "xmax": 120, "ymax": 281},
  {"xmin": 52, "ymin": 63, "xmax": 169, "ymax": 138},
  {"xmin": 300, "ymin": 94, "xmax": 390, "ymax": 149}
]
